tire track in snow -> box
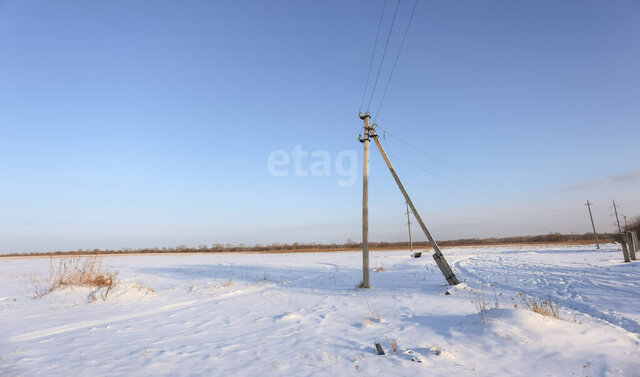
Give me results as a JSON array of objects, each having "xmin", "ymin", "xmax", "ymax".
[
  {"xmin": 9, "ymin": 285, "xmax": 265, "ymax": 342},
  {"xmin": 454, "ymin": 256, "xmax": 640, "ymax": 338}
]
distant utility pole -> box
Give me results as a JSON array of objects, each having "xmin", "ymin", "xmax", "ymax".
[
  {"xmin": 585, "ymin": 200, "xmax": 600, "ymax": 249},
  {"xmin": 358, "ymin": 112, "xmax": 372, "ymax": 289},
  {"xmin": 613, "ymin": 199, "xmax": 622, "ymax": 233},
  {"xmin": 624, "ymin": 215, "xmax": 628, "ymax": 231},
  {"xmin": 406, "ymin": 202, "xmax": 413, "ymax": 252}
]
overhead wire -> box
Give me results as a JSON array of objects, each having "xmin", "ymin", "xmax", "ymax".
[
  {"xmin": 353, "ymin": 2, "xmax": 571, "ymax": 216},
  {"xmin": 385, "ymin": 152, "xmax": 467, "ymax": 188},
  {"xmin": 366, "ymin": 0, "xmax": 401, "ymax": 112},
  {"xmin": 384, "ymin": 145, "xmax": 504, "ymax": 201},
  {"xmin": 373, "ymin": 0, "xmax": 418, "ymax": 123},
  {"xmin": 377, "ymin": 126, "xmax": 462, "ymax": 176},
  {"xmin": 358, "ymin": 0, "xmax": 389, "ymax": 114},
  {"xmin": 379, "ymin": 126, "xmax": 508, "ymax": 195},
  {"xmin": 376, "ymin": 126, "xmax": 570, "ymax": 213}
]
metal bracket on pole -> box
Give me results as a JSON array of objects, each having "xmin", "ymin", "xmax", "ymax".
[{"xmin": 367, "ymin": 126, "xmax": 459, "ymax": 286}]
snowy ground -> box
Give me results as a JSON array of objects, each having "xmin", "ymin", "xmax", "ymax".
[{"xmin": 1, "ymin": 244, "xmax": 639, "ymax": 376}]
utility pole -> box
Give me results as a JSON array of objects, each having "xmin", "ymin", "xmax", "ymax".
[
  {"xmin": 368, "ymin": 126, "xmax": 459, "ymax": 285},
  {"xmin": 613, "ymin": 199, "xmax": 622, "ymax": 233},
  {"xmin": 585, "ymin": 200, "xmax": 600, "ymax": 249},
  {"xmin": 624, "ymin": 215, "xmax": 628, "ymax": 231},
  {"xmin": 358, "ymin": 112, "xmax": 372, "ymax": 288},
  {"xmin": 406, "ymin": 202, "xmax": 413, "ymax": 252}
]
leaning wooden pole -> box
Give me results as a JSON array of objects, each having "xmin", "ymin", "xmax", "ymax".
[
  {"xmin": 613, "ymin": 199, "xmax": 622, "ymax": 233},
  {"xmin": 368, "ymin": 127, "xmax": 459, "ymax": 285},
  {"xmin": 585, "ymin": 200, "xmax": 600, "ymax": 249}
]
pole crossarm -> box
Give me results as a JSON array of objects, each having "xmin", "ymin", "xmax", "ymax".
[{"xmin": 368, "ymin": 126, "xmax": 459, "ymax": 286}]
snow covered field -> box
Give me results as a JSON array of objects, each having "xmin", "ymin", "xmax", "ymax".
[{"xmin": 1, "ymin": 244, "xmax": 639, "ymax": 376}]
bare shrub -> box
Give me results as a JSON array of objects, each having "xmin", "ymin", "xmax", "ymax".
[
  {"xmin": 39, "ymin": 257, "xmax": 119, "ymax": 299},
  {"xmin": 373, "ymin": 264, "xmax": 385, "ymax": 272},
  {"xmin": 627, "ymin": 216, "xmax": 640, "ymax": 233}
]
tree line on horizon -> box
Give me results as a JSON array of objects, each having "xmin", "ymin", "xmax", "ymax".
[{"xmin": 1, "ymin": 231, "xmax": 623, "ymax": 257}]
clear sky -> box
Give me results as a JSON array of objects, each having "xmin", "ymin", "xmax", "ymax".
[{"xmin": 1, "ymin": 0, "xmax": 639, "ymax": 253}]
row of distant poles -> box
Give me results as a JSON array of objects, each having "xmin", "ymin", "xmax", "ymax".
[
  {"xmin": 585, "ymin": 199, "xmax": 631, "ymax": 249},
  {"xmin": 588, "ymin": 199, "xmax": 639, "ymax": 262}
]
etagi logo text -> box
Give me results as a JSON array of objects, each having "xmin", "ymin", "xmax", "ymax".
[{"xmin": 267, "ymin": 145, "xmax": 358, "ymax": 187}]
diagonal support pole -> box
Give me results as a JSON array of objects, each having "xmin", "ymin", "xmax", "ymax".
[{"xmin": 368, "ymin": 127, "xmax": 459, "ymax": 285}]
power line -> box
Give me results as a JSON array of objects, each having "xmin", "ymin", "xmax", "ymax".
[
  {"xmin": 380, "ymin": 127, "xmax": 571, "ymax": 213},
  {"xmin": 366, "ymin": 0, "xmax": 401, "ymax": 112},
  {"xmin": 379, "ymin": 126, "xmax": 533, "ymax": 202},
  {"xmin": 388, "ymin": 151, "xmax": 531, "ymax": 206},
  {"xmin": 387, "ymin": 152, "xmax": 468, "ymax": 187},
  {"xmin": 359, "ymin": 0, "xmax": 389, "ymax": 113},
  {"xmin": 377, "ymin": 126, "xmax": 482, "ymax": 186},
  {"xmin": 374, "ymin": 0, "xmax": 418, "ymax": 123}
]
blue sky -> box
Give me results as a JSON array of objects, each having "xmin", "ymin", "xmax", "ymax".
[{"xmin": 1, "ymin": 0, "xmax": 639, "ymax": 252}]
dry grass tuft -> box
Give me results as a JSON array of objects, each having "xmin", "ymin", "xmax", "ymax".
[
  {"xmin": 472, "ymin": 283, "xmax": 489, "ymax": 323},
  {"xmin": 373, "ymin": 264, "xmax": 386, "ymax": 272},
  {"xmin": 386, "ymin": 338, "xmax": 398, "ymax": 355},
  {"xmin": 131, "ymin": 283, "xmax": 156, "ymax": 295},
  {"xmin": 471, "ymin": 283, "xmax": 503, "ymax": 323},
  {"xmin": 520, "ymin": 293, "xmax": 560, "ymax": 319},
  {"xmin": 362, "ymin": 296, "xmax": 383, "ymax": 325},
  {"xmin": 472, "ymin": 284, "xmax": 561, "ymax": 323},
  {"xmin": 36, "ymin": 257, "xmax": 119, "ymax": 299}
]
